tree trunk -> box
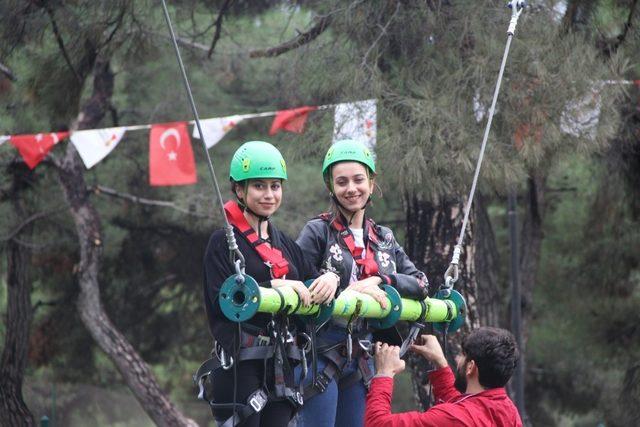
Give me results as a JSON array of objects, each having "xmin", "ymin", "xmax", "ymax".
[
  {"xmin": 0, "ymin": 165, "xmax": 36, "ymax": 427},
  {"xmin": 55, "ymin": 59, "xmax": 197, "ymax": 427},
  {"xmin": 473, "ymin": 193, "xmax": 502, "ymax": 327},
  {"xmin": 403, "ymin": 194, "xmax": 480, "ymax": 409},
  {"xmin": 518, "ymin": 172, "xmax": 546, "ymax": 353},
  {"xmin": 620, "ymin": 362, "xmax": 640, "ymax": 426},
  {"xmin": 561, "ymin": 0, "xmax": 601, "ymax": 32},
  {"xmin": 514, "ymin": 171, "xmax": 546, "ymax": 426}
]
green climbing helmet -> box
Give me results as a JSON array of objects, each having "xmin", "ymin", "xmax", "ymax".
[
  {"xmin": 322, "ymin": 139, "xmax": 376, "ymax": 182},
  {"xmin": 229, "ymin": 141, "xmax": 288, "ymax": 182}
]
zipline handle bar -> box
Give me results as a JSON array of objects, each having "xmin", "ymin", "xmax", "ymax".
[
  {"xmin": 219, "ymin": 276, "xmax": 466, "ymax": 333},
  {"xmin": 443, "ymin": 0, "xmax": 525, "ymax": 294}
]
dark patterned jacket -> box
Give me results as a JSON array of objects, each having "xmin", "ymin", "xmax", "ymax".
[{"xmin": 296, "ymin": 213, "xmax": 429, "ymax": 304}]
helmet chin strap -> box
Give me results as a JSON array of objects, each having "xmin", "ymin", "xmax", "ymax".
[
  {"xmin": 236, "ymin": 192, "xmax": 271, "ymax": 241},
  {"xmin": 240, "ymin": 203, "xmax": 270, "ymax": 241},
  {"xmin": 331, "ymin": 193, "xmax": 372, "ymax": 226}
]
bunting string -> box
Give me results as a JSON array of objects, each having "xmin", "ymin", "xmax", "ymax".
[
  {"xmin": 0, "ymin": 100, "xmax": 377, "ymax": 186},
  {"xmin": 1, "ymin": 78, "xmax": 638, "ymax": 186}
]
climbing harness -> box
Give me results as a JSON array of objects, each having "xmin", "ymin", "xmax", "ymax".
[
  {"xmin": 224, "ymin": 201, "xmax": 290, "ymax": 279},
  {"xmin": 193, "ymin": 321, "xmax": 306, "ymax": 426},
  {"xmin": 329, "ymin": 214, "xmax": 380, "ymax": 279},
  {"xmin": 344, "ymin": 299, "xmax": 363, "ymax": 363},
  {"xmin": 159, "ymin": 3, "xmax": 305, "ymax": 425}
]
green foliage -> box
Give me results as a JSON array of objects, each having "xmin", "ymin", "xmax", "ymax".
[
  {"xmin": 1, "ymin": 1, "xmax": 639, "ymax": 425},
  {"xmin": 529, "ymin": 152, "xmax": 640, "ymax": 425}
]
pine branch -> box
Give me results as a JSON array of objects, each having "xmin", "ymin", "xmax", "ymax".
[
  {"xmin": 612, "ymin": 0, "xmax": 639, "ymax": 51},
  {"xmin": 43, "ymin": 3, "xmax": 81, "ymax": 84},
  {"xmin": 0, "ymin": 206, "xmax": 67, "ymax": 243},
  {"xmin": 207, "ymin": 0, "xmax": 234, "ymax": 58},
  {"xmin": 33, "ymin": 299, "xmax": 61, "ymax": 313},
  {"xmin": 248, "ymin": 14, "xmax": 332, "ymax": 58},
  {"xmin": 0, "ymin": 61, "xmax": 16, "ymax": 81},
  {"xmin": 360, "ymin": 2, "xmax": 401, "ymax": 68},
  {"xmin": 278, "ymin": 5, "xmax": 297, "ymax": 41},
  {"xmin": 91, "ymin": 185, "xmax": 213, "ymax": 218},
  {"xmin": 153, "ymin": 30, "xmax": 210, "ymax": 52},
  {"xmin": 153, "ymin": 11, "xmax": 331, "ymax": 59}
]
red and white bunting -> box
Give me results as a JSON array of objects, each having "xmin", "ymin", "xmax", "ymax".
[
  {"xmin": 192, "ymin": 115, "xmax": 245, "ymax": 148},
  {"xmin": 10, "ymin": 132, "xmax": 69, "ymax": 169},
  {"xmin": 269, "ymin": 106, "xmax": 317, "ymax": 135},
  {"xmin": 70, "ymin": 127, "xmax": 127, "ymax": 169},
  {"xmin": 149, "ymin": 122, "xmax": 197, "ymax": 186}
]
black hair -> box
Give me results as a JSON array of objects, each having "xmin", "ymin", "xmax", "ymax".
[{"xmin": 461, "ymin": 327, "xmax": 519, "ymax": 389}]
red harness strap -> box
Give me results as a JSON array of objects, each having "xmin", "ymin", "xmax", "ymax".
[
  {"xmin": 224, "ymin": 201, "xmax": 289, "ymax": 279},
  {"xmin": 330, "ymin": 216, "xmax": 379, "ymax": 278}
]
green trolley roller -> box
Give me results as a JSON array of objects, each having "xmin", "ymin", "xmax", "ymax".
[{"xmin": 219, "ymin": 274, "xmax": 466, "ymax": 332}]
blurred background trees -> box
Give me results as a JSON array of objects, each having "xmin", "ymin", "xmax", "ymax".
[{"xmin": 0, "ymin": 1, "xmax": 638, "ymax": 426}]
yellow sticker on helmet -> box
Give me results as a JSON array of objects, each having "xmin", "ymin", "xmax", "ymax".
[
  {"xmin": 326, "ymin": 146, "xmax": 334, "ymax": 159},
  {"xmin": 242, "ymin": 158, "xmax": 250, "ymax": 172},
  {"xmin": 280, "ymin": 159, "xmax": 287, "ymax": 174}
]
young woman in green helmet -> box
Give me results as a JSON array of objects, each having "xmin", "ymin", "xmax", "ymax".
[
  {"xmin": 295, "ymin": 139, "xmax": 430, "ymax": 427},
  {"xmin": 202, "ymin": 141, "xmax": 339, "ymax": 427}
]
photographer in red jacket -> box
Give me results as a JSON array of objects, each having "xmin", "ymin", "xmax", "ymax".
[{"xmin": 365, "ymin": 327, "xmax": 523, "ymax": 427}]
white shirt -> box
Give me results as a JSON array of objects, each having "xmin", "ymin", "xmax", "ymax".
[
  {"xmin": 350, "ymin": 227, "xmax": 365, "ymax": 248},
  {"xmin": 349, "ymin": 228, "xmax": 365, "ymax": 284}
]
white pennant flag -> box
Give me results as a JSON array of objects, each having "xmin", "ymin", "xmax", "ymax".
[
  {"xmin": 0, "ymin": 135, "xmax": 9, "ymax": 146},
  {"xmin": 192, "ymin": 115, "xmax": 244, "ymax": 148},
  {"xmin": 70, "ymin": 127, "xmax": 127, "ymax": 169},
  {"xmin": 333, "ymin": 99, "xmax": 377, "ymax": 151}
]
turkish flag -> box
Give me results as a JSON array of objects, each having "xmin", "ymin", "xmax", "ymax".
[
  {"xmin": 149, "ymin": 122, "xmax": 197, "ymax": 186},
  {"xmin": 10, "ymin": 132, "xmax": 70, "ymax": 169},
  {"xmin": 269, "ymin": 106, "xmax": 317, "ymax": 135}
]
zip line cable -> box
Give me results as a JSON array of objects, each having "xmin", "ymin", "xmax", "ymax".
[
  {"xmin": 159, "ymin": 0, "xmax": 245, "ymax": 272},
  {"xmin": 159, "ymin": 2, "xmax": 245, "ymax": 422},
  {"xmin": 443, "ymin": 0, "xmax": 526, "ymax": 293}
]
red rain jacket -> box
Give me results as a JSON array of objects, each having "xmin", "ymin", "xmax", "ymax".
[{"xmin": 364, "ymin": 366, "xmax": 523, "ymax": 427}]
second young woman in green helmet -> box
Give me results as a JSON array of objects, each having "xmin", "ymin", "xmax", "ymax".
[
  {"xmin": 295, "ymin": 139, "xmax": 430, "ymax": 427},
  {"xmin": 202, "ymin": 141, "xmax": 339, "ymax": 427}
]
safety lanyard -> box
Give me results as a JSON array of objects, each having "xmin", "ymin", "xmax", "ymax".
[
  {"xmin": 224, "ymin": 201, "xmax": 289, "ymax": 279},
  {"xmin": 331, "ymin": 216, "xmax": 379, "ymax": 278}
]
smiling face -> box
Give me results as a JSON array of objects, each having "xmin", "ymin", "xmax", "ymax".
[
  {"xmin": 235, "ymin": 178, "xmax": 283, "ymax": 217},
  {"xmin": 330, "ymin": 161, "xmax": 374, "ymax": 214}
]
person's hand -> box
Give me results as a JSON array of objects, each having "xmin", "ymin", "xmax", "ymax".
[
  {"xmin": 308, "ymin": 272, "xmax": 339, "ymax": 305},
  {"xmin": 410, "ymin": 334, "xmax": 448, "ymax": 368},
  {"xmin": 347, "ymin": 276, "xmax": 388, "ymax": 309},
  {"xmin": 272, "ymin": 279, "xmax": 312, "ymax": 307},
  {"xmin": 374, "ymin": 342, "xmax": 405, "ymax": 377}
]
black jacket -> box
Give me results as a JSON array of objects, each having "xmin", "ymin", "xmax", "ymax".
[
  {"xmin": 203, "ymin": 223, "xmax": 318, "ymax": 351},
  {"xmin": 296, "ymin": 214, "xmax": 429, "ymax": 300}
]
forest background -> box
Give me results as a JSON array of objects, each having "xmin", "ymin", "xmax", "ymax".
[{"xmin": 0, "ymin": 1, "xmax": 639, "ymax": 426}]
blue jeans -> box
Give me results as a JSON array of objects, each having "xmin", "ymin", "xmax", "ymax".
[{"xmin": 295, "ymin": 326, "xmax": 373, "ymax": 427}]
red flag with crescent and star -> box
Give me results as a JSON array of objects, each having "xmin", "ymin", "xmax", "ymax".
[
  {"xmin": 149, "ymin": 122, "xmax": 197, "ymax": 186},
  {"xmin": 10, "ymin": 132, "xmax": 69, "ymax": 169}
]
